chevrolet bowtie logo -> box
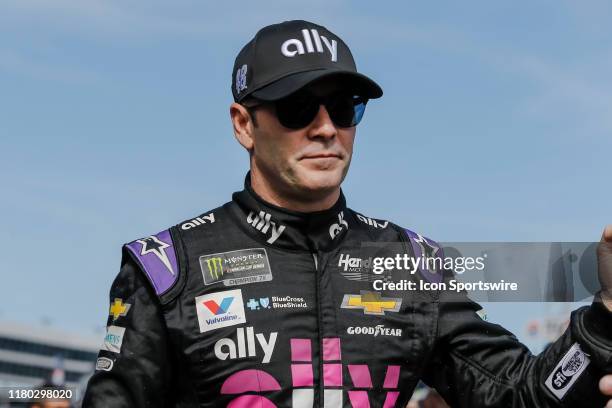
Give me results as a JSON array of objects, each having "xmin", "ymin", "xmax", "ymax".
[
  {"xmin": 340, "ymin": 291, "xmax": 402, "ymax": 315},
  {"xmin": 109, "ymin": 298, "xmax": 131, "ymax": 321}
]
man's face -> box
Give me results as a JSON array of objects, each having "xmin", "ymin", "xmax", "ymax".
[
  {"xmin": 32, "ymin": 400, "xmax": 71, "ymax": 408},
  {"xmin": 248, "ymin": 79, "xmax": 358, "ymax": 198}
]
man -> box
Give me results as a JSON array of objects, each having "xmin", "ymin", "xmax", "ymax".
[
  {"xmin": 84, "ymin": 20, "xmax": 612, "ymax": 407},
  {"xmin": 28, "ymin": 383, "xmax": 72, "ymax": 408}
]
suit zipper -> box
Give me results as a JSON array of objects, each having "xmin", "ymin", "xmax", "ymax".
[{"xmin": 312, "ymin": 252, "xmax": 323, "ymax": 408}]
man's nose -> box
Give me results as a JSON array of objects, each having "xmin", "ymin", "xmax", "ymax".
[{"xmin": 306, "ymin": 105, "xmax": 337, "ymax": 140}]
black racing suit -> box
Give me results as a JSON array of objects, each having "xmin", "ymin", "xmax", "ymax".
[{"xmin": 84, "ymin": 175, "xmax": 612, "ymax": 407}]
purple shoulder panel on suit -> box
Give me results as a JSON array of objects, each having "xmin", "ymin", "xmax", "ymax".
[
  {"xmin": 403, "ymin": 228, "xmax": 443, "ymax": 284},
  {"xmin": 125, "ymin": 229, "xmax": 178, "ymax": 295}
]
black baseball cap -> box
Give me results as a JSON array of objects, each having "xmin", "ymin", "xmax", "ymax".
[{"xmin": 232, "ymin": 20, "xmax": 383, "ymax": 102}]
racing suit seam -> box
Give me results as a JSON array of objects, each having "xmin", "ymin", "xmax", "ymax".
[
  {"xmin": 126, "ymin": 258, "xmax": 176, "ymax": 407},
  {"xmin": 313, "ymin": 251, "xmax": 324, "ymax": 408},
  {"xmin": 159, "ymin": 225, "xmax": 188, "ymax": 305},
  {"xmin": 124, "ymin": 247, "xmax": 161, "ymax": 295},
  {"xmin": 576, "ymin": 307, "xmax": 612, "ymax": 364},
  {"xmin": 449, "ymin": 349, "xmax": 515, "ymax": 387},
  {"xmin": 149, "ymin": 284, "xmax": 176, "ymax": 406},
  {"xmin": 167, "ymin": 226, "xmax": 204, "ymax": 406},
  {"xmin": 323, "ymin": 253, "xmax": 341, "ymax": 339}
]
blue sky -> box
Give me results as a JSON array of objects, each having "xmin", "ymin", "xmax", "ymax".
[{"xmin": 1, "ymin": 1, "xmax": 610, "ymax": 346}]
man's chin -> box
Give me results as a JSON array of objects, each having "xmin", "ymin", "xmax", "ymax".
[{"xmin": 294, "ymin": 167, "xmax": 345, "ymax": 193}]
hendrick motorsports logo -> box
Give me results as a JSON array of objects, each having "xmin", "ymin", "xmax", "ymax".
[
  {"xmin": 347, "ymin": 324, "xmax": 402, "ymax": 337},
  {"xmin": 338, "ymin": 253, "xmax": 373, "ymax": 272},
  {"xmin": 340, "ymin": 291, "xmax": 402, "ymax": 316},
  {"xmin": 337, "ymin": 253, "xmax": 391, "ymax": 283},
  {"xmin": 199, "ymin": 248, "xmax": 272, "ymax": 287}
]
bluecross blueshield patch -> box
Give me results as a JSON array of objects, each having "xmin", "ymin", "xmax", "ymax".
[{"xmin": 199, "ymin": 248, "xmax": 272, "ymax": 287}]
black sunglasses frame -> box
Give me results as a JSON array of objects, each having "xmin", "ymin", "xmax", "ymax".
[{"xmin": 241, "ymin": 92, "xmax": 369, "ymax": 130}]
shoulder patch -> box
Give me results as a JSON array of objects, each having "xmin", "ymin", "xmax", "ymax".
[
  {"xmin": 403, "ymin": 228, "xmax": 443, "ymax": 283},
  {"xmin": 125, "ymin": 229, "xmax": 179, "ymax": 296},
  {"xmin": 545, "ymin": 343, "xmax": 590, "ymax": 400}
]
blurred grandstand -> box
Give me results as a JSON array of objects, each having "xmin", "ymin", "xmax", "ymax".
[{"xmin": 0, "ymin": 322, "xmax": 99, "ymax": 407}]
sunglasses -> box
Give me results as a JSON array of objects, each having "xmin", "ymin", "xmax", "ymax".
[{"xmin": 243, "ymin": 91, "xmax": 369, "ymax": 129}]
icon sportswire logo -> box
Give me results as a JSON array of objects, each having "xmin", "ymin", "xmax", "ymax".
[{"xmin": 195, "ymin": 289, "xmax": 246, "ymax": 333}]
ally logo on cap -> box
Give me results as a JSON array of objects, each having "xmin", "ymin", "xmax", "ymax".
[{"xmin": 281, "ymin": 29, "xmax": 338, "ymax": 62}]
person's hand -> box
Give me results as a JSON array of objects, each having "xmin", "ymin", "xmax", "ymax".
[
  {"xmin": 597, "ymin": 225, "xmax": 612, "ymax": 407},
  {"xmin": 599, "ymin": 375, "xmax": 612, "ymax": 408},
  {"xmin": 597, "ymin": 225, "xmax": 612, "ymax": 311}
]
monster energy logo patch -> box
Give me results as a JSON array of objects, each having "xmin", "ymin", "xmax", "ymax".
[
  {"xmin": 206, "ymin": 257, "xmax": 225, "ymax": 280},
  {"xmin": 199, "ymin": 248, "xmax": 272, "ymax": 287}
]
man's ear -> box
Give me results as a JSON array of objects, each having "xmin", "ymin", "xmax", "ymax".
[{"xmin": 230, "ymin": 103, "xmax": 254, "ymax": 152}]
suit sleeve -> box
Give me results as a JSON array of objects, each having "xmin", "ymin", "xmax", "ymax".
[
  {"xmin": 83, "ymin": 251, "xmax": 175, "ymax": 408},
  {"xmin": 421, "ymin": 276, "xmax": 612, "ymax": 407}
]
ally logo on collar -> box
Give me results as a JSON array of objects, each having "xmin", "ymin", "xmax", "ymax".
[{"xmin": 246, "ymin": 211, "xmax": 286, "ymax": 244}]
